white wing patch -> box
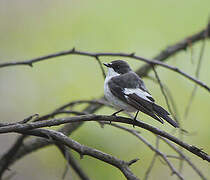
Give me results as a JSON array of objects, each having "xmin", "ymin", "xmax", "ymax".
[{"xmin": 124, "ymin": 88, "xmax": 153, "ymax": 102}]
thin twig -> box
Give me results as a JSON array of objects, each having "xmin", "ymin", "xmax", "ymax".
[
  {"xmin": 36, "ymin": 99, "xmax": 103, "ymax": 121},
  {"xmin": 107, "ymin": 123, "xmax": 184, "ymax": 180},
  {"xmin": 152, "ymin": 66, "xmax": 179, "ymax": 125},
  {"xmin": 160, "ymin": 137, "xmax": 207, "ymax": 180},
  {"xmin": 95, "ymin": 56, "xmax": 106, "ymax": 79},
  {"xmin": 146, "ymin": 75, "xmax": 180, "ymax": 121},
  {"xmin": 144, "ymin": 154, "xmax": 157, "ymax": 180},
  {"xmin": 0, "ymin": 114, "xmax": 39, "ymax": 127},
  {"xmin": 184, "ymin": 22, "xmax": 209, "ymax": 118},
  {"xmin": 0, "ymin": 50, "xmax": 210, "ymax": 92},
  {"xmin": 136, "ymin": 23, "xmax": 210, "ymax": 77},
  {"xmin": 56, "ymin": 143, "xmax": 91, "ymax": 180}
]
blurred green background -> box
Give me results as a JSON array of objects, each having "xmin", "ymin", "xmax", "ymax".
[{"xmin": 0, "ymin": 0, "xmax": 210, "ymax": 179}]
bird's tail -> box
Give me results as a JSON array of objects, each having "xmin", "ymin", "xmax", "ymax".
[{"xmin": 153, "ymin": 103, "xmax": 179, "ymax": 128}]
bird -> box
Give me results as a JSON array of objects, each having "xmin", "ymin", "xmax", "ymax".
[{"xmin": 103, "ymin": 60, "xmax": 179, "ymax": 128}]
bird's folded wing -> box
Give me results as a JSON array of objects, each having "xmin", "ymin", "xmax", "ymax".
[
  {"xmin": 125, "ymin": 93, "xmax": 164, "ymax": 123},
  {"xmin": 109, "ymin": 73, "xmax": 179, "ymax": 127},
  {"xmin": 126, "ymin": 90, "xmax": 178, "ymax": 127},
  {"xmin": 108, "ymin": 80, "xmax": 163, "ymax": 123}
]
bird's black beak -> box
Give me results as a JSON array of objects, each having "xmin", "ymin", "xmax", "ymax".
[{"xmin": 103, "ymin": 63, "xmax": 111, "ymax": 67}]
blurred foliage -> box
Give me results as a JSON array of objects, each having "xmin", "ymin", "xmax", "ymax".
[{"xmin": 0, "ymin": 0, "xmax": 210, "ymax": 179}]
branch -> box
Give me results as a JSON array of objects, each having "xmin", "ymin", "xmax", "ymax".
[
  {"xmin": 1, "ymin": 24, "xmax": 209, "ymax": 69},
  {"xmin": 0, "ymin": 114, "xmax": 209, "ymax": 162},
  {"xmin": 144, "ymin": 154, "xmax": 157, "ymax": 180},
  {"xmin": 55, "ymin": 143, "xmax": 91, "ymax": 180},
  {"xmin": 0, "ymin": 135, "xmax": 26, "ymax": 175},
  {"xmin": 0, "ymin": 48, "xmax": 209, "ymax": 93},
  {"xmin": 0, "ymin": 100, "xmax": 104, "ymax": 179},
  {"xmin": 160, "ymin": 137, "xmax": 207, "ymax": 180},
  {"xmin": 0, "ymin": 25, "xmax": 210, "ymax": 92},
  {"xmin": 136, "ymin": 22, "xmax": 210, "ymax": 77},
  {"xmin": 1, "ymin": 24, "xmax": 209, "ymax": 179},
  {"xmin": 22, "ymin": 128, "xmax": 140, "ymax": 180},
  {"xmin": 107, "ymin": 123, "xmax": 184, "ymax": 180},
  {"xmin": 184, "ymin": 25, "xmax": 209, "ymax": 117}
]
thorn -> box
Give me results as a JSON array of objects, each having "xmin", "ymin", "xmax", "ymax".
[
  {"xmin": 190, "ymin": 145, "xmax": 209, "ymax": 156},
  {"xmin": 21, "ymin": 113, "xmax": 39, "ymax": 124},
  {"xmin": 180, "ymin": 128, "xmax": 188, "ymax": 134},
  {"xmin": 72, "ymin": 47, "xmax": 75, "ymax": 52},
  {"xmin": 127, "ymin": 158, "xmax": 139, "ymax": 166},
  {"xmin": 95, "ymin": 55, "xmax": 99, "ymax": 60},
  {"xmin": 46, "ymin": 134, "xmax": 53, "ymax": 142},
  {"xmin": 28, "ymin": 63, "xmax": 33, "ymax": 67},
  {"xmin": 135, "ymin": 130, "xmax": 141, "ymax": 134},
  {"xmin": 80, "ymin": 153, "xmax": 84, "ymax": 159},
  {"xmin": 130, "ymin": 52, "xmax": 135, "ymax": 57},
  {"xmin": 171, "ymin": 171, "xmax": 175, "ymax": 175},
  {"xmin": 99, "ymin": 122, "xmax": 105, "ymax": 128}
]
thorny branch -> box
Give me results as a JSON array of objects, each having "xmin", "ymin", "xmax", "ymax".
[
  {"xmin": 0, "ymin": 114, "xmax": 209, "ymax": 163},
  {"xmin": 23, "ymin": 128, "xmax": 140, "ymax": 180},
  {"xmin": 107, "ymin": 123, "xmax": 184, "ymax": 180},
  {"xmin": 0, "ymin": 24, "xmax": 209, "ymax": 180},
  {"xmin": 0, "ymin": 25, "xmax": 210, "ymax": 92}
]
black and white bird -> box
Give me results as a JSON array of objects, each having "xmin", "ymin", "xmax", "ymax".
[{"xmin": 103, "ymin": 60, "xmax": 179, "ymax": 128}]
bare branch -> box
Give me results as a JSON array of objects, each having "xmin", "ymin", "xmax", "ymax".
[
  {"xmin": 0, "ymin": 114, "xmax": 209, "ymax": 162},
  {"xmin": 0, "ymin": 114, "xmax": 39, "ymax": 127},
  {"xmin": 108, "ymin": 123, "xmax": 184, "ymax": 180},
  {"xmin": 0, "ymin": 49, "xmax": 209, "ymax": 93},
  {"xmin": 22, "ymin": 128, "xmax": 140, "ymax": 180},
  {"xmin": 0, "ymin": 24, "xmax": 209, "ymax": 180},
  {"xmin": 144, "ymin": 154, "xmax": 157, "ymax": 180},
  {"xmin": 95, "ymin": 56, "xmax": 106, "ymax": 79},
  {"xmin": 0, "ymin": 25, "xmax": 210, "ymax": 93},
  {"xmin": 0, "ymin": 135, "xmax": 26, "ymax": 176},
  {"xmin": 152, "ymin": 66, "xmax": 179, "ymax": 125},
  {"xmin": 146, "ymin": 75, "xmax": 180, "ymax": 122},
  {"xmin": 160, "ymin": 137, "xmax": 207, "ymax": 180},
  {"xmin": 0, "ymin": 100, "xmax": 104, "ymax": 178},
  {"xmin": 1, "ymin": 24, "xmax": 209, "ymax": 70},
  {"xmin": 184, "ymin": 22, "xmax": 209, "ymax": 118},
  {"xmin": 136, "ymin": 22, "xmax": 210, "ymax": 77},
  {"xmin": 56, "ymin": 143, "xmax": 91, "ymax": 180}
]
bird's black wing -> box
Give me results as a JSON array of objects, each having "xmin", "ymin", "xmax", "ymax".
[
  {"xmin": 109, "ymin": 72, "xmax": 179, "ymax": 127},
  {"xmin": 109, "ymin": 72, "xmax": 163, "ymax": 123}
]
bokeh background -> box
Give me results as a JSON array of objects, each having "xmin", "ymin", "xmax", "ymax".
[{"xmin": 0, "ymin": 0, "xmax": 210, "ymax": 179}]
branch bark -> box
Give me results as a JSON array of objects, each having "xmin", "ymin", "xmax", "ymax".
[
  {"xmin": 0, "ymin": 25, "xmax": 209, "ymax": 92},
  {"xmin": 22, "ymin": 128, "xmax": 140, "ymax": 180},
  {"xmin": 0, "ymin": 114, "xmax": 209, "ymax": 162}
]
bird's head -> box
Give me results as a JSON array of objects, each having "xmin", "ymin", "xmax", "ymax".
[{"xmin": 103, "ymin": 60, "xmax": 132, "ymax": 77}]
